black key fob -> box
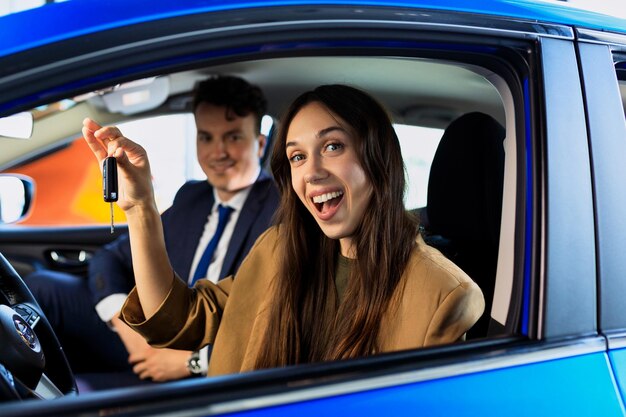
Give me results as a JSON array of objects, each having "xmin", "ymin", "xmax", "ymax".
[{"xmin": 103, "ymin": 157, "xmax": 118, "ymax": 202}]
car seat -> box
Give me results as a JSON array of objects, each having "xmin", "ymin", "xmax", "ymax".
[{"xmin": 424, "ymin": 112, "xmax": 505, "ymax": 339}]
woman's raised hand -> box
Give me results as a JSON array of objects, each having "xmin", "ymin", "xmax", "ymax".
[{"xmin": 82, "ymin": 118, "xmax": 156, "ymax": 213}]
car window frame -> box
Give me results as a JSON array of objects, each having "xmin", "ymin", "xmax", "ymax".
[{"xmin": 577, "ymin": 30, "xmax": 626, "ymax": 339}]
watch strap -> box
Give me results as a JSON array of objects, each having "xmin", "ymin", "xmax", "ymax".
[{"xmin": 186, "ymin": 351, "xmax": 202, "ymax": 376}]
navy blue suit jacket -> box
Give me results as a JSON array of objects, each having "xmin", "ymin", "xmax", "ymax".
[{"xmin": 88, "ymin": 170, "xmax": 279, "ymax": 305}]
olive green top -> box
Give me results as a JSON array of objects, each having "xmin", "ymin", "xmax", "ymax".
[{"xmin": 335, "ymin": 254, "xmax": 352, "ymax": 301}]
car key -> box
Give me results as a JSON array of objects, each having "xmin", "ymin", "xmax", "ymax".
[{"xmin": 103, "ymin": 156, "xmax": 118, "ymax": 234}]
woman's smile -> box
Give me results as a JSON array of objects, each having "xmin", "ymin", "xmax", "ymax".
[{"xmin": 310, "ymin": 189, "xmax": 345, "ymax": 220}]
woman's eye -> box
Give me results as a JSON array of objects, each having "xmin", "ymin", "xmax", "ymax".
[
  {"xmin": 289, "ymin": 154, "xmax": 305, "ymax": 163},
  {"xmin": 325, "ymin": 142, "xmax": 343, "ymax": 152}
]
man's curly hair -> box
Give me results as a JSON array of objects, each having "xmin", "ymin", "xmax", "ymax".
[{"xmin": 192, "ymin": 75, "xmax": 267, "ymax": 134}]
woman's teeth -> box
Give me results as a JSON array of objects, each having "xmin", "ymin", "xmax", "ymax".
[{"xmin": 312, "ymin": 191, "xmax": 343, "ymax": 203}]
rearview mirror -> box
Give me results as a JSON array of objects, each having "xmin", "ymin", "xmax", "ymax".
[
  {"xmin": 84, "ymin": 77, "xmax": 171, "ymax": 115},
  {"xmin": 0, "ymin": 175, "xmax": 34, "ymax": 224},
  {"xmin": 0, "ymin": 112, "xmax": 34, "ymax": 139}
]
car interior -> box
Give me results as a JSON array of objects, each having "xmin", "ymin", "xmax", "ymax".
[{"xmin": 0, "ymin": 54, "xmax": 518, "ymax": 400}]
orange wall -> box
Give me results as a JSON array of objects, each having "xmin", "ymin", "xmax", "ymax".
[{"xmin": 5, "ymin": 138, "xmax": 126, "ymax": 226}]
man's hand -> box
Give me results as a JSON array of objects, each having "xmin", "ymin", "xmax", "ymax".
[
  {"xmin": 110, "ymin": 313, "xmax": 191, "ymax": 381},
  {"xmin": 129, "ymin": 347, "xmax": 192, "ymax": 382}
]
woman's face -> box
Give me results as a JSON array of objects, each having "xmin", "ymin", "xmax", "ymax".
[{"xmin": 286, "ymin": 102, "xmax": 373, "ymax": 258}]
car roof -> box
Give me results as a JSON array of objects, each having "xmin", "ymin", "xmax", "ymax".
[{"xmin": 2, "ymin": 0, "xmax": 626, "ymax": 58}]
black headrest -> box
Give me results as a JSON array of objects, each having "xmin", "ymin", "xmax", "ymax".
[{"xmin": 426, "ymin": 112, "xmax": 505, "ymax": 248}]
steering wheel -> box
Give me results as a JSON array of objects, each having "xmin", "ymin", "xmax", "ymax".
[{"xmin": 0, "ymin": 252, "xmax": 77, "ymax": 401}]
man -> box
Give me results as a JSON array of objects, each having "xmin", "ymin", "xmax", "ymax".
[{"xmin": 25, "ymin": 75, "xmax": 279, "ymax": 386}]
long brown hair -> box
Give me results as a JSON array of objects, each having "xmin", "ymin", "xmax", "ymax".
[{"xmin": 256, "ymin": 85, "xmax": 418, "ymax": 369}]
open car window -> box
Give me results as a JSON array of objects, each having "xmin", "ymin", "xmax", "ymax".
[{"xmin": 1, "ymin": 53, "xmax": 517, "ymax": 341}]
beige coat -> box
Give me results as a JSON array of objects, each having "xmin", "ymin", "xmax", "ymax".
[{"xmin": 121, "ymin": 227, "xmax": 484, "ymax": 376}]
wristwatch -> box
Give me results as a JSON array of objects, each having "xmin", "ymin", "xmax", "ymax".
[{"xmin": 186, "ymin": 351, "xmax": 202, "ymax": 376}]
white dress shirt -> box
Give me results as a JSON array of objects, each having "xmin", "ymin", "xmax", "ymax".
[{"xmin": 188, "ymin": 185, "xmax": 251, "ymax": 284}]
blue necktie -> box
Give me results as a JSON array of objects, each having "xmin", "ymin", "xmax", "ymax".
[{"xmin": 191, "ymin": 204, "xmax": 234, "ymax": 285}]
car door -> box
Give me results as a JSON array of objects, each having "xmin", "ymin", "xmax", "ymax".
[
  {"xmin": 0, "ymin": 1, "xmax": 625, "ymax": 416},
  {"xmin": 577, "ymin": 27, "xmax": 626, "ymax": 406},
  {"xmin": 213, "ymin": 23, "xmax": 620, "ymax": 417}
]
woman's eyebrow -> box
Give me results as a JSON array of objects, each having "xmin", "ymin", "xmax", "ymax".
[
  {"xmin": 285, "ymin": 126, "xmax": 347, "ymax": 149},
  {"xmin": 317, "ymin": 126, "xmax": 346, "ymax": 138}
]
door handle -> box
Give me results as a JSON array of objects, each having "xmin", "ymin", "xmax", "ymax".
[{"xmin": 48, "ymin": 250, "xmax": 92, "ymax": 267}]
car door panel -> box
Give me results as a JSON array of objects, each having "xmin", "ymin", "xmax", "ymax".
[
  {"xmin": 609, "ymin": 346, "xmax": 626, "ymax": 404},
  {"xmin": 0, "ymin": 226, "xmax": 126, "ymax": 277},
  {"xmin": 202, "ymin": 344, "xmax": 623, "ymax": 417}
]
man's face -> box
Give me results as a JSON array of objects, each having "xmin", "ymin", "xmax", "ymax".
[{"xmin": 194, "ymin": 103, "xmax": 266, "ymax": 201}]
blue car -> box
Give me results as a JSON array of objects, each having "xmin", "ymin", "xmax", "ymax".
[{"xmin": 1, "ymin": 0, "xmax": 626, "ymax": 415}]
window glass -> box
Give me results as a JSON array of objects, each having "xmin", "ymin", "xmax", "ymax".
[
  {"xmin": 619, "ymin": 79, "xmax": 626, "ymax": 114},
  {"xmin": 4, "ymin": 113, "xmax": 275, "ymax": 226},
  {"xmin": 0, "ymin": 118, "xmax": 451, "ymax": 224},
  {"xmin": 117, "ymin": 114, "xmax": 203, "ymax": 212},
  {"xmin": 5, "ymin": 114, "xmax": 198, "ymax": 226},
  {"xmin": 395, "ymin": 124, "xmax": 443, "ymax": 209}
]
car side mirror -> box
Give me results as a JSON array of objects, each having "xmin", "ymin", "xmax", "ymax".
[
  {"xmin": 0, "ymin": 112, "xmax": 34, "ymax": 139},
  {"xmin": 0, "ymin": 175, "xmax": 34, "ymax": 224}
]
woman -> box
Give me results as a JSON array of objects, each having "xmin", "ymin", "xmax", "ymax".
[{"xmin": 83, "ymin": 84, "xmax": 484, "ymax": 376}]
